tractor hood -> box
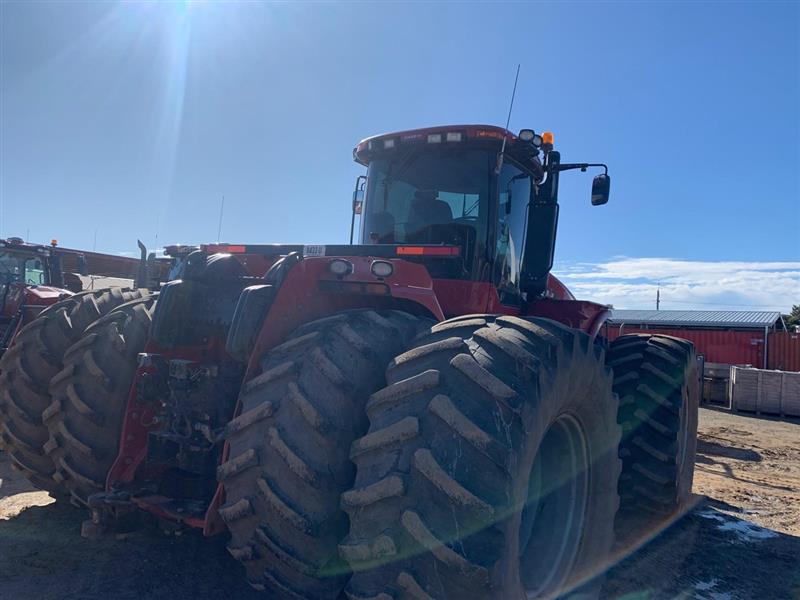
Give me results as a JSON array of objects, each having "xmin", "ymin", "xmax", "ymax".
[{"xmin": 21, "ymin": 284, "xmax": 72, "ymax": 302}]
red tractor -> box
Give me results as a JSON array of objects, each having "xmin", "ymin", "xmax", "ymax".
[
  {"xmin": 0, "ymin": 237, "xmax": 85, "ymax": 353},
  {"xmin": 0, "ymin": 125, "xmax": 699, "ymax": 599},
  {"xmin": 0, "ymin": 236, "xmax": 174, "ymax": 357}
]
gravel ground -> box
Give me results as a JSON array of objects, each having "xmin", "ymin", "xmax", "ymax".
[{"xmin": 1, "ymin": 406, "xmax": 799, "ymax": 599}]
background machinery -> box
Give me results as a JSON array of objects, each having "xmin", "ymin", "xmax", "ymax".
[{"xmin": 0, "ymin": 237, "xmax": 169, "ymax": 356}]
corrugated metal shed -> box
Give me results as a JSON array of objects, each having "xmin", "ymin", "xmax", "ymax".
[{"xmin": 608, "ymin": 310, "xmax": 783, "ymax": 329}]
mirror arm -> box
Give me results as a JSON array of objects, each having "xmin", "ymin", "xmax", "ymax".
[{"xmin": 555, "ymin": 162, "xmax": 608, "ymax": 175}]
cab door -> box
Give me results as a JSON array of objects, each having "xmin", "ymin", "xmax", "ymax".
[{"xmin": 494, "ymin": 159, "xmax": 532, "ymax": 305}]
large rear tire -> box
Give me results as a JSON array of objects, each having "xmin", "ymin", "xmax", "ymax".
[
  {"xmin": 218, "ymin": 310, "xmax": 428, "ymax": 599},
  {"xmin": 341, "ymin": 315, "xmax": 622, "ymax": 599},
  {"xmin": 607, "ymin": 334, "xmax": 699, "ymax": 541},
  {"xmin": 43, "ymin": 296, "xmax": 157, "ymax": 504},
  {"xmin": 0, "ymin": 288, "xmax": 146, "ymax": 494}
]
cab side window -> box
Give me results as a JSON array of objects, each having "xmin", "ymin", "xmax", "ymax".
[
  {"xmin": 24, "ymin": 259, "xmax": 46, "ymax": 285},
  {"xmin": 495, "ymin": 161, "xmax": 531, "ymax": 298}
]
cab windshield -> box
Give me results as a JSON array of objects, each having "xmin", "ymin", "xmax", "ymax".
[
  {"xmin": 0, "ymin": 251, "xmax": 47, "ymax": 285},
  {"xmin": 361, "ymin": 148, "xmax": 490, "ymax": 248}
]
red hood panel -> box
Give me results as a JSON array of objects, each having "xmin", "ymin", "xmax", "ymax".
[{"xmin": 23, "ymin": 285, "xmax": 72, "ymax": 302}]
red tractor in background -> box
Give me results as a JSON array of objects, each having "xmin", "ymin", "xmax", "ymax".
[
  {"xmin": 0, "ymin": 236, "xmax": 173, "ymax": 357},
  {"xmin": 0, "ymin": 237, "xmax": 185, "ymax": 358},
  {"xmin": 0, "ymin": 237, "xmax": 81, "ymax": 353},
  {"xmin": 0, "ymin": 125, "xmax": 699, "ymax": 600}
]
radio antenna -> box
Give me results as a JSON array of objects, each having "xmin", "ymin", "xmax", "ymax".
[{"xmin": 495, "ymin": 63, "xmax": 521, "ymax": 174}]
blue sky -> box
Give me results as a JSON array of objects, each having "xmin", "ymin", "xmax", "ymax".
[{"xmin": 1, "ymin": 1, "xmax": 798, "ymax": 310}]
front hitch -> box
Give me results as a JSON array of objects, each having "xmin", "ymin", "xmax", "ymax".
[{"xmin": 81, "ymin": 491, "xmax": 140, "ymax": 539}]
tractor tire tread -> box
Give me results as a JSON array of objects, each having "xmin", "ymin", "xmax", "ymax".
[
  {"xmin": 220, "ymin": 309, "xmax": 429, "ymax": 600},
  {"xmin": 0, "ymin": 287, "xmax": 146, "ymax": 494},
  {"xmin": 341, "ymin": 315, "xmax": 621, "ymax": 600},
  {"xmin": 44, "ymin": 296, "xmax": 156, "ymax": 504},
  {"xmin": 609, "ymin": 334, "xmax": 699, "ymax": 538}
]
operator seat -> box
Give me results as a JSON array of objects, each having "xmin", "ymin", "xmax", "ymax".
[
  {"xmin": 367, "ymin": 211, "xmax": 395, "ymax": 244},
  {"xmin": 406, "ymin": 190, "xmax": 453, "ymax": 243}
]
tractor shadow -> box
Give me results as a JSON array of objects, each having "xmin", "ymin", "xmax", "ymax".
[
  {"xmin": 694, "ymin": 432, "xmax": 796, "ymax": 494},
  {"xmin": 3, "ymin": 450, "xmax": 800, "ymax": 600},
  {"xmin": 603, "ymin": 496, "xmax": 800, "ymax": 599},
  {"xmin": 696, "ymin": 437, "xmax": 761, "ymax": 463},
  {"xmin": 0, "ymin": 499, "xmax": 261, "ymax": 600}
]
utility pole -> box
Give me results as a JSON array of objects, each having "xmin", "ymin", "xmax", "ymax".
[
  {"xmin": 656, "ymin": 284, "xmax": 660, "ymax": 310},
  {"xmin": 217, "ymin": 196, "xmax": 225, "ymax": 242}
]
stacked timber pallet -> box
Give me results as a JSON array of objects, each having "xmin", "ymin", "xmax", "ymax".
[{"xmin": 731, "ymin": 367, "xmax": 800, "ymax": 417}]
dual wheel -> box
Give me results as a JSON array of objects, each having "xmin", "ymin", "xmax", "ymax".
[
  {"xmin": 223, "ymin": 315, "xmax": 698, "ymax": 599},
  {"xmin": 0, "ymin": 288, "xmax": 148, "ymax": 497}
]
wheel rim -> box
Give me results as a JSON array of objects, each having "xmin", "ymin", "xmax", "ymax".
[{"xmin": 518, "ymin": 414, "xmax": 590, "ymax": 598}]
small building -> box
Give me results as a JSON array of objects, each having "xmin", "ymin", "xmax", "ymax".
[{"xmin": 606, "ymin": 310, "xmax": 790, "ymax": 369}]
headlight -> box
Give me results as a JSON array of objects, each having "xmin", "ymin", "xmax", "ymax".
[
  {"xmin": 329, "ymin": 259, "xmax": 353, "ymax": 276},
  {"xmin": 371, "ymin": 260, "xmax": 394, "ymax": 278}
]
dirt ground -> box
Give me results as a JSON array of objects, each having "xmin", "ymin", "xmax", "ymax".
[{"xmin": 2, "ymin": 407, "xmax": 799, "ymax": 599}]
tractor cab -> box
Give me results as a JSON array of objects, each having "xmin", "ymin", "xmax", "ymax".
[
  {"xmin": 353, "ymin": 125, "xmax": 610, "ymax": 305},
  {"xmin": 0, "ymin": 238, "xmax": 70, "ymax": 349},
  {"xmin": 0, "ymin": 238, "xmax": 54, "ymax": 287},
  {"xmin": 0, "ymin": 238, "xmax": 68, "ymax": 317}
]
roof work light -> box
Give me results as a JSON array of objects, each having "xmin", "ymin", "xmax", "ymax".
[{"xmin": 519, "ymin": 129, "xmax": 544, "ymax": 147}]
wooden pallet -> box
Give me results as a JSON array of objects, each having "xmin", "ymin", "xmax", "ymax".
[{"xmin": 731, "ymin": 367, "xmax": 800, "ymax": 417}]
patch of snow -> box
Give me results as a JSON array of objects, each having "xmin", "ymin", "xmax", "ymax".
[
  {"xmin": 693, "ymin": 580, "xmax": 735, "ymax": 600},
  {"xmin": 695, "ymin": 579, "xmax": 718, "ymax": 592},
  {"xmin": 698, "ymin": 510, "xmax": 727, "ymax": 523},
  {"xmin": 717, "ymin": 519, "xmax": 778, "ymax": 541},
  {"xmin": 697, "ymin": 509, "xmax": 778, "ymax": 543}
]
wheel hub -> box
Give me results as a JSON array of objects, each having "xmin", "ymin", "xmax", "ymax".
[{"xmin": 518, "ymin": 414, "xmax": 590, "ymax": 598}]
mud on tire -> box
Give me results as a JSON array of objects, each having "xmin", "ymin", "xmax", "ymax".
[
  {"xmin": 218, "ymin": 310, "xmax": 428, "ymax": 599},
  {"xmin": 43, "ymin": 296, "xmax": 157, "ymax": 505},
  {"xmin": 341, "ymin": 315, "xmax": 622, "ymax": 600},
  {"xmin": 0, "ymin": 288, "xmax": 147, "ymax": 493},
  {"xmin": 608, "ymin": 334, "xmax": 699, "ymax": 540}
]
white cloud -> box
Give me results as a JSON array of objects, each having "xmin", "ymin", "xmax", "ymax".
[{"xmin": 553, "ymin": 258, "xmax": 800, "ymax": 311}]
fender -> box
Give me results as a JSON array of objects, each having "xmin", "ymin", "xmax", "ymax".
[
  {"xmin": 524, "ymin": 298, "xmax": 611, "ymax": 337},
  {"xmin": 242, "ymin": 255, "xmax": 443, "ymax": 378}
]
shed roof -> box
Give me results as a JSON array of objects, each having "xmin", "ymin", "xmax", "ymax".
[{"xmin": 608, "ymin": 310, "xmax": 783, "ymax": 329}]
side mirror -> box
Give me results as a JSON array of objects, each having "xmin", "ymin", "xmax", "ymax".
[
  {"xmin": 591, "ymin": 174, "xmax": 611, "ymax": 206},
  {"xmin": 352, "ymin": 189, "xmax": 364, "ymax": 215},
  {"xmin": 350, "ymin": 174, "xmax": 367, "ymax": 244}
]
